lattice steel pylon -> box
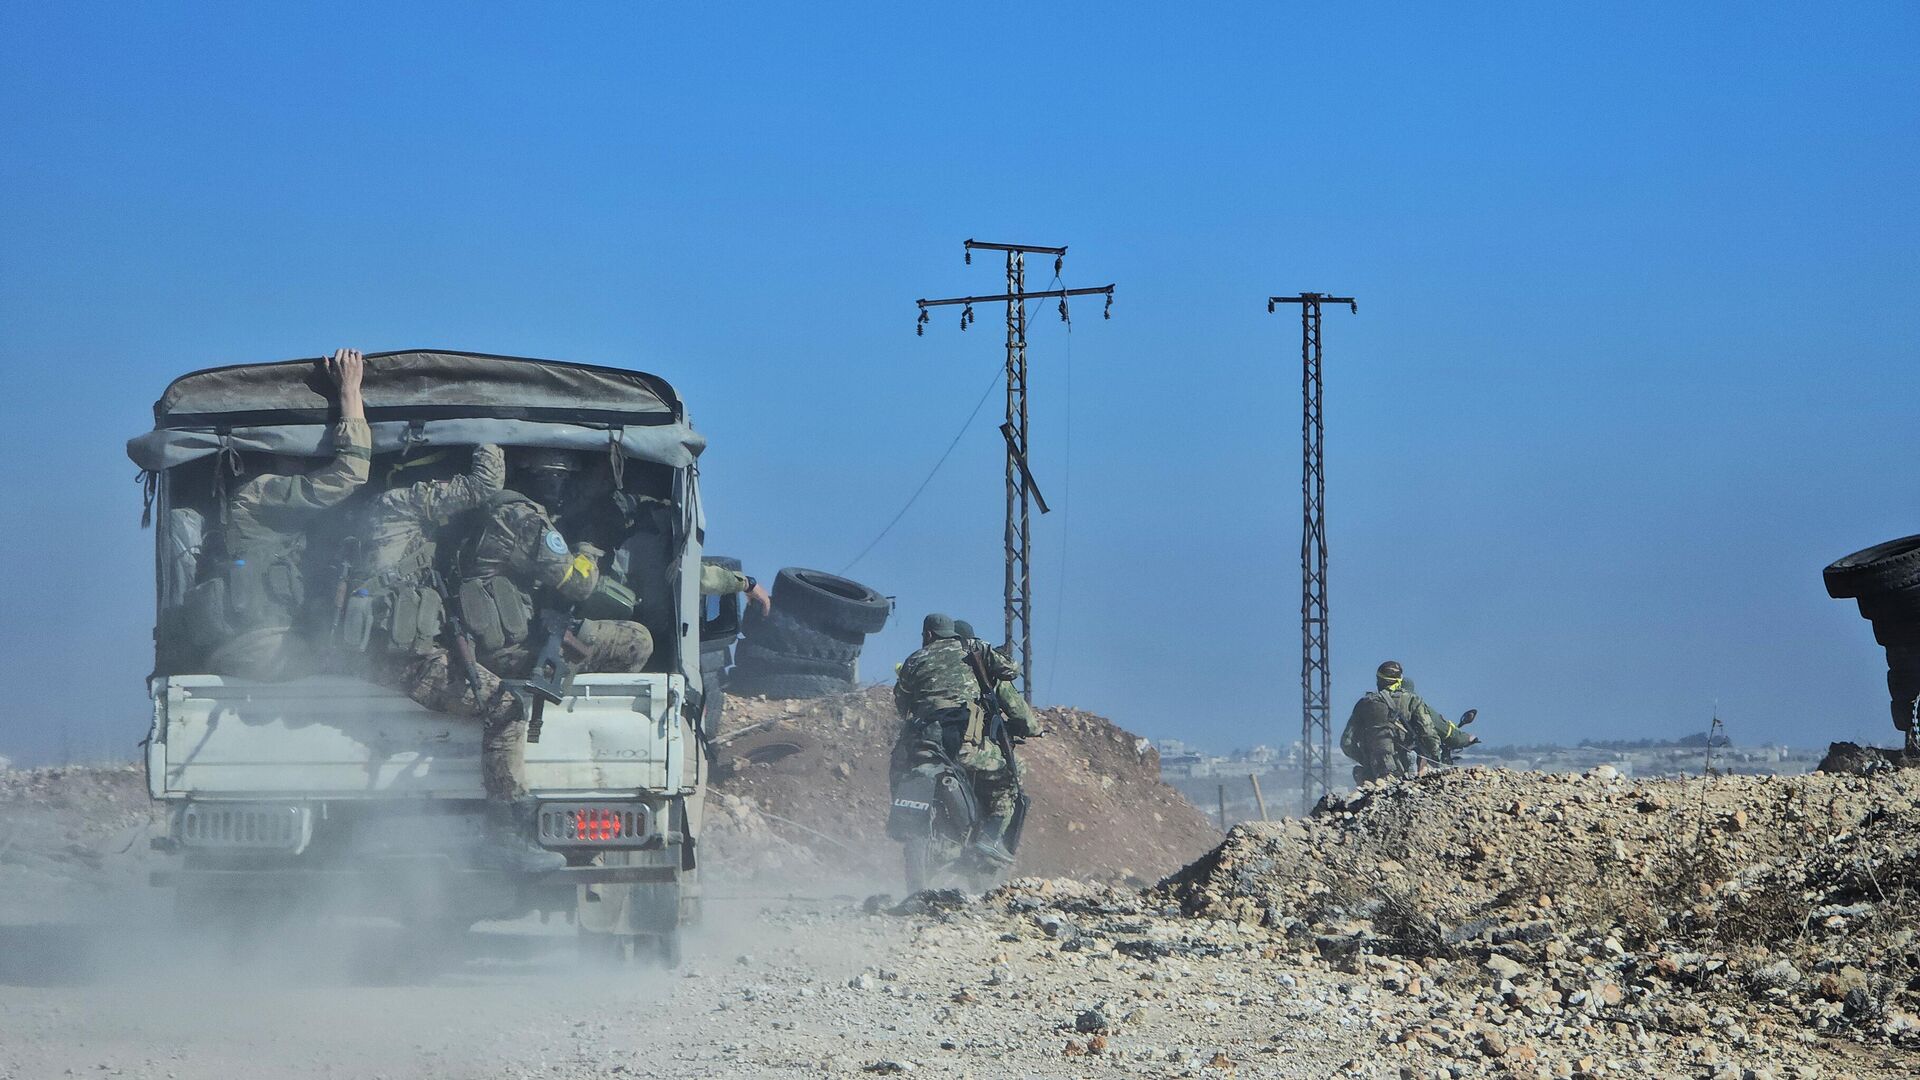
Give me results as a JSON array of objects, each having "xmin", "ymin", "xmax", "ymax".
[
  {"xmin": 1270, "ymin": 292, "xmax": 1357, "ymax": 813},
  {"xmin": 916, "ymin": 240, "xmax": 1115, "ymax": 700}
]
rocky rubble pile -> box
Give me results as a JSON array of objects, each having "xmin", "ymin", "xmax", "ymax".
[
  {"xmin": 704, "ymin": 687, "xmax": 1219, "ymax": 886},
  {"xmin": 1142, "ymin": 765, "xmax": 1920, "ymax": 1072}
]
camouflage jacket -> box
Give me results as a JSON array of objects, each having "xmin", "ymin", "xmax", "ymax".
[
  {"xmin": 352, "ymin": 445, "xmax": 504, "ymax": 587},
  {"xmin": 894, "ymin": 637, "xmax": 1038, "ymax": 738},
  {"xmin": 461, "ymin": 490, "xmax": 602, "ymax": 613},
  {"xmin": 699, "ymin": 563, "xmax": 750, "ymax": 596},
  {"xmin": 222, "ymin": 419, "xmax": 372, "ymax": 559},
  {"xmin": 214, "ymin": 418, "xmax": 372, "ymax": 633}
]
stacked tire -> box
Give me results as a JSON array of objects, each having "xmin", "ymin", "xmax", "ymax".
[
  {"xmin": 729, "ymin": 567, "xmax": 890, "ymax": 699},
  {"xmin": 1823, "ymin": 535, "xmax": 1920, "ymax": 736}
]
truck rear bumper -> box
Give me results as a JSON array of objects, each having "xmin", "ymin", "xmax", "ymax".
[{"xmin": 150, "ymin": 863, "xmax": 680, "ymax": 889}]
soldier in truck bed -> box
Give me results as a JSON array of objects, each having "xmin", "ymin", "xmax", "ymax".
[
  {"xmin": 195, "ymin": 348, "xmax": 371, "ymax": 680},
  {"xmin": 334, "ymin": 441, "xmax": 562, "ymax": 870}
]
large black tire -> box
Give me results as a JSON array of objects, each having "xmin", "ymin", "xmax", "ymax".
[
  {"xmin": 717, "ymin": 728, "xmax": 824, "ymax": 776},
  {"xmin": 771, "ymin": 568, "xmax": 891, "ymax": 636},
  {"xmin": 1858, "ymin": 583, "xmax": 1920, "ymax": 623},
  {"xmin": 726, "ymin": 671, "xmax": 858, "ymax": 700},
  {"xmin": 733, "ymin": 640, "xmax": 857, "ymax": 681},
  {"xmin": 1872, "ymin": 619, "xmax": 1920, "ymax": 648},
  {"xmin": 741, "ymin": 605, "xmax": 864, "ymax": 662},
  {"xmin": 1825, "ymin": 536, "xmax": 1920, "ymax": 599}
]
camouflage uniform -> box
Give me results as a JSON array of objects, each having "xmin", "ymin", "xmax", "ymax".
[
  {"xmin": 339, "ymin": 446, "xmax": 529, "ymax": 801},
  {"xmin": 458, "ymin": 490, "xmax": 650, "ymax": 796},
  {"xmin": 1341, "ymin": 679, "xmax": 1449, "ymax": 781},
  {"xmin": 891, "ymin": 635, "xmax": 1038, "ymax": 836},
  {"xmin": 700, "ymin": 563, "xmax": 752, "ymax": 596},
  {"xmin": 203, "ymin": 418, "xmax": 372, "ymax": 680}
]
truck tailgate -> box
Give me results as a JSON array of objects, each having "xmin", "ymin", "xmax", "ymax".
[{"xmin": 150, "ymin": 673, "xmax": 683, "ymax": 799}]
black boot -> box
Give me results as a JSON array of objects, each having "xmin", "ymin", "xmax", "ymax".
[{"xmin": 476, "ymin": 800, "xmax": 564, "ymax": 872}]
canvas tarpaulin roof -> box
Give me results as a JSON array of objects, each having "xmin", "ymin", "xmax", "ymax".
[{"xmin": 127, "ymin": 350, "xmax": 707, "ymax": 471}]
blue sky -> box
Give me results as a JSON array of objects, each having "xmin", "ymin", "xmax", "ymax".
[{"xmin": 1, "ymin": 4, "xmax": 1916, "ymax": 764}]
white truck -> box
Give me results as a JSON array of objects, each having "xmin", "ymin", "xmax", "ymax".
[{"xmin": 128, "ymin": 350, "xmax": 735, "ymax": 963}]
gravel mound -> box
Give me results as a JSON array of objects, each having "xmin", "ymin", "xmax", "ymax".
[{"xmin": 1157, "ymin": 765, "xmax": 1920, "ymax": 1053}]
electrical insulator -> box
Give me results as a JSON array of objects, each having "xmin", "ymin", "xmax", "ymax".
[
  {"xmin": 1058, "ymin": 298, "xmax": 1069, "ymax": 322},
  {"xmin": 1103, "ymin": 293, "xmax": 1113, "ymax": 320},
  {"xmin": 964, "ymin": 246, "xmax": 971, "ymax": 265},
  {"xmin": 1267, "ymin": 299, "xmax": 1277, "ymax": 314},
  {"xmin": 1054, "ymin": 255, "xmax": 1063, "ymax": 276}
]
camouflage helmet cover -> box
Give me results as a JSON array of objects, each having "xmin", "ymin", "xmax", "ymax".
[{"xmin": 1376, "ymin": 660, "xmax": 1404, "ymax": 687}]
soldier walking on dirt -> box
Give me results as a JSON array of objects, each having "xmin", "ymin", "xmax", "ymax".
[
  {"xmin": 1340, "ymin": 660, "xmax": 1478, "ymax": 782},
  {"xmin": 891, "ymin": 613, "xmax": 1041, "ymax": 864},
  {"xmin": 197, "ymin": 348, "xmax": 371, "ymax": 680}
]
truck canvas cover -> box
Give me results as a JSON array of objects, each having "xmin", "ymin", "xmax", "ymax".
[{"xmin": 127, "ymin": 350, "xmax": 706, "ymax": 471}]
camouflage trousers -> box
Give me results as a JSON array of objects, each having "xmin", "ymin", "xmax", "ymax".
[
  {"xmin": 372, "ymin": 650, "xmax": 527, "ymax": 802},
  {"xmin": 206, "ymin": 626, "xmax": 321, "ymax": 682},
  {"xmin": 483, "ymin": 618, "xmax": 653, "ymax": 680},
  {"xmin": 891, "ymin": 710, "xmax": 1027, "ymax": 834},
  {"xmin": 960, "ymin": 739, "xmax": 1026, "ymax": 831}
]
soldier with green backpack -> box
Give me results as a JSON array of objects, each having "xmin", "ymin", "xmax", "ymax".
[{"xmin": 1340, "ymin": 660, "xmax": 1478, "ymax": 782}]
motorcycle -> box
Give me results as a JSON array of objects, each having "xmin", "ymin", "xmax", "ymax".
[{"xmin": 885, "ymin": 715, "xmax": 1029, "ymax": 892}]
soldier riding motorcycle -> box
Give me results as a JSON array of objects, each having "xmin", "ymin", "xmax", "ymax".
[{"xmin": 886, "ymin": 614, "xmax": 1039, "ymax": 891}]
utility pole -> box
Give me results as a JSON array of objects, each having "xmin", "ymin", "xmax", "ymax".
[
  {"xmin": 917, "ymin": 239, "xmax": 1115, "ymax": 700},
  {"xmin": 1269, "ymin": 292, "xmax": 1357, "ymax": 814}
]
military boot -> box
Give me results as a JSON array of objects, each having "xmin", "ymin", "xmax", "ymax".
[
  {"xmin": 969, "ymin": 813, "xmax": 1017, "ymax": 866},
  {"xmin": 475, "ymin": 800, "xmax": 564, "ymax": 872}
]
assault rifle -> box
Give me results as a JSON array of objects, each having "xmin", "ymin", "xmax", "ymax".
[
  {"xmin": 522, "ymin": 606, "xmax": 585, "ymax": 744},
  {"xmin": 428, "ymin": 569, "xmax": 486, "ymax": 703}
]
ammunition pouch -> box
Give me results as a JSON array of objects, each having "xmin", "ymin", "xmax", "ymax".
[
  {"xmin": 578, "ymin": 576, "xmax": 638, "ymax": 622},
  {"xmin": 338, "ymin": 591, "xmax": 376, "ymax": 652},
  {"xmin": 386, "ymin": 584, "xmax": 445, "ymax": 657},
  {"xmin": 459, "ymin": 576, "xmax": 531, "ymax": 655}
]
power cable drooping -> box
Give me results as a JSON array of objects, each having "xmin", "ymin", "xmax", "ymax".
[{"xmin": 838, "ymin": 363, "xmax": 1006, "ymax": 576}]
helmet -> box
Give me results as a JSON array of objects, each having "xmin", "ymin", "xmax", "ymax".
[
  {"xmin": 511, "ymin": 448, "xmax": 585, "ymax": 510},
  {"xmin": 1376, "ymin": 660, "xmax": 1404, "ymax": 689},
  {"xmin": 513, "ymin": 447, "xmax": 583, "ymax": 474},
  {"xmin": 922, "ymin": 613, "xmax": 956, "ymax": 640},
  {"xmin": 953, "ymin": 619, "xmax": 976, "ymax": 640}
]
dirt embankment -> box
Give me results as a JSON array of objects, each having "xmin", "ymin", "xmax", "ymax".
[{"xmin": 704, "ymin": 687, "xmax": 1220, "ymax": 885}]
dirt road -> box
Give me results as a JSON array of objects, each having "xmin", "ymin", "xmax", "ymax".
[{"xmin": 0, "ymin": 886, "xmax": 1385, "ymax": 1080}]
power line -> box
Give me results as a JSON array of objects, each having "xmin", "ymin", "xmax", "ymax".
[
  {"xmin": 918, "ymin": 239, "xmax": 1115, "ymax": 701},
  {"xmin": 839, "ymin": 362, "xmax": 1005, "ymax": 575}
]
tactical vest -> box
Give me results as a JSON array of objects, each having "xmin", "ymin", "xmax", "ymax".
[
  {"xmin": 336, "ymin": 535, "xmax": 446, "ymax": 660},
  {"xmin": 179, "ymin": 533, "xmax": 308, "ymax": 654},
  {"xmin": 455, "ymin": 492, "xmax": 545, "ymax": 655}
]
